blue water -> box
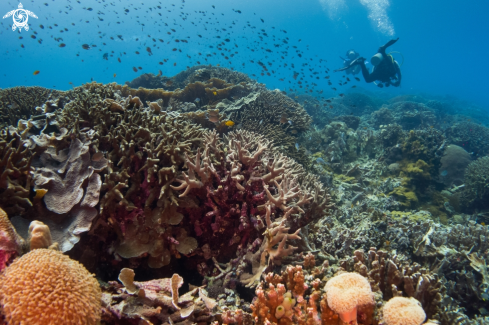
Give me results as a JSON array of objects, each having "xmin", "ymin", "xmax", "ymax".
[{"xmin": 1, "ymin": 0, "xmax": 488, "ymax": 111}]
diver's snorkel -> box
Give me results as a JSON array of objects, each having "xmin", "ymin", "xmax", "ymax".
[{"xmin": 370, "ymin": 53, "xmax": 383, "ymax": 66}]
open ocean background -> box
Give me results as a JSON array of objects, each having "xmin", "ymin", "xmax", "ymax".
[{"xmin": 1, "ymin": 0, "xmax": 488, "ymax": 112}]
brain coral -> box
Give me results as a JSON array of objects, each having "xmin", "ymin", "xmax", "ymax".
[{"xmin": 0, "ymin": 248, "xmax": 101, "ymax": 325}]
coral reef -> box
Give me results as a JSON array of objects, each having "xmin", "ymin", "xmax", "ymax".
[
  {"xmin": 1, "ymin": 66, "xmax": 488, "ymax": 324},
  {"xmin": 0, "ymin": 248, "xmax": 101, "ymax": 325}
]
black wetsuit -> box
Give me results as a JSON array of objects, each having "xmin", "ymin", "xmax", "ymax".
[
  {"xmin": 335, "ymin": 38, "xmax": 401, "ymax": 87},
  {"xmin": 360, "ymin": 38, "xmax": 401, "ymax": 87}
]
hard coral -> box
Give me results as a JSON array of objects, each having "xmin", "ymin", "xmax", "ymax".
[
  {"xmin": 0, "ymin": 128, "xmax": 33, "ymax": 216},
  {"xmin": 169, "ymin": 130, "xmax": 331, "ymax": 287},
  {"xmin": 0, "ymin": 248, "xmax": 101, "ymax": 325},
  {"xmin": 462, "ymin": 156, "xmax": 489, "ymax": 211},
  {"xmin": 382, "ymin": 297, "xmax": 426, "ymax": 325},
  {"xmin": 324, "ymin": 272, "xmax": 374, "ymax": 324}
]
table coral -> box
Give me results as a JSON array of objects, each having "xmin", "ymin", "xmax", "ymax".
[{"xmin": 0, "ymin": 248, "xmax": 101, "ymax": 325}]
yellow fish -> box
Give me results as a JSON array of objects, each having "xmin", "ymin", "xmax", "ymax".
[
  {"xmin": 225, "ymin": 120, "xmax": 235, "ymax": 127},
  {"xmin": 34, "ymin": 189, "xmax": 48, "ymax": 199},
  {"xmin": 213, "ymin": 91, "xmax": 217, "ymax": 96}
]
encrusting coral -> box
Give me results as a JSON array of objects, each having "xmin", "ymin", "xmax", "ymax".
[{"xmin": 0, "ymin": 248, "xmax": 101, "ymax": 325}]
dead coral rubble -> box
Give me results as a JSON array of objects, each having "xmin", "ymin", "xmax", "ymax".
[{"xmin": 101, "ymin": 268, "xmax": 216, "ymax": 325}]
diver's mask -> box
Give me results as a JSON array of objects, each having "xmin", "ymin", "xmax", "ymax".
[{"xmin": 370, "ymin": 53, "xmax": 383, "ymax": 66}]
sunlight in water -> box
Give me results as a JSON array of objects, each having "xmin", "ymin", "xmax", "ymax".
[
  {"xmin": 320, "ymin": 0, "xmax": 395, "ymax": 36},
  {"xmin": 359, "ymin": 0, "xmax": 395, "ymax": 36}
]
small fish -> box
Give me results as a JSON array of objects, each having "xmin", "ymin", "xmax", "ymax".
[
  {"xmin": 195, "ymin": 98, "xmax": 200, "ymax": 103},
  {"xmin": 288, "ymin": 120, "xmax": 293, "ymax": 125},
  {"xmin": 103, "ymin": 53, "xmax": 108, "ymax": 60},
  {"xmin": 213, "ymin": 91, "xmax": 217, "ymax": 95},
  {"xmin": 82, "ymin": 44, "xmax": 90, "ymax": 50},
  {"xmin": 279, "ymin": 113, "xmax": 287, "ymax": 124},
  {"xmin": 157, "ymin": 70, "xmax": 162, "ymax": 77},
  {"xmin": 316, "ymin": 157, "xmax": 325, "ymax": 164},
  {"xmin": 259, "ymin": 119, "xmax": 263, "ymax": 125},
  {"xmin": 132, "ymin": 67, "xmax": 138, "ymax": 72},
  {"xmin": 33, "ymin": 189, "xmax": 48, "ymax": 199},
  {"xmin": 295, "ymin": 143, "xmax": 299, "ymax": 151},
  {"xmin": 225, "ymin": 120, "xmax": 235, "ymax": 127},
  {"xmin": 33, "ymin": 70, "xmax": 40, "ymax": 75},
  {"xmin": 113, "ymin": 73, "xmax": 116, "ymax": 78},
  {"xmin": 355, "ymin": 77, "xmax": 360, "ymax": 81},
  {"xmin": 117, "ymin": 57, "xmax": 121, "ymax": 63},
  {"xmin": 59, "ymin": 43, "xmax": 66, "ymax": 47}
]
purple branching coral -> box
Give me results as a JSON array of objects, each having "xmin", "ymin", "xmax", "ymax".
[{"xmin": 169, "ymin": 130, "xmax": 333, "ymax": 289}]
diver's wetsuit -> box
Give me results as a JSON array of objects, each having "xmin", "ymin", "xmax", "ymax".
[{"xmin": 360, "ymin": 38, "xmax": 401, "ymax": 87}]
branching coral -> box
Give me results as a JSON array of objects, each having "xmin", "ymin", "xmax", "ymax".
[
  {"xmin": 0, "ymin": 128, "xmax": 33, "ymax": 216},
  {"xmin": 166, "ymin": 129, "xmax": 332, "ymax": 288}
]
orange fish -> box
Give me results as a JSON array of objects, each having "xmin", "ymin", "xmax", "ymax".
[{"xmin": 33, "ymin": 70, "xmax": 40, "ymax": 75}]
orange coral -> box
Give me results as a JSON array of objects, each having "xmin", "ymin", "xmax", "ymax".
[{"xmin": 0, "ymin": 249, "xmax": 101, "ymax": 325}]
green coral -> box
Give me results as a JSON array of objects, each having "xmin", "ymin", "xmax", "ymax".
[
  {"xmin": 389, "ymin": 210, "xmax": 432, "ymax": 223},
  {"xmin": 389, "ymin": 159, "xmax": 432, "ymax": 209},
  {"xmin": 389, "ymin": 177, "xmax": 418, "ymax": 208},
  {"xmin": 334, "ymin": 174, "xmax": 357, "ymax": 184}
]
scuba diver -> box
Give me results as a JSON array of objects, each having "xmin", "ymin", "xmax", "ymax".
[
  {"xmin": 340, "ymin": 49, "xmax": 361, "ymax": 75},
  {"xmin": 335, "ymin": 38, "xmax": 401, "ymax": 88}
]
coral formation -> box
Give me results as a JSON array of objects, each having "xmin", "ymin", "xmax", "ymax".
[
  {"xmin": 462, "ymin": 156, "xmax": 489, "ymax": 211},
  {"xmin": 0, "ymin": 86, "xmax": 63, "ymax": 127},
  {"xmin": 1, "ymin": 65, "xmax": 488, "ymax": 324},
  {"xmin": 439, "ymin": 144, "xmax": 472, "ymax": 187},
  {"xmin": 382, "ymin": 297, "xmax": 426, "ymax": 325},
  {"xmin": 324, "ymin": 272, "xmax": 374, "ymax": 324},
  {"xmin": 0, "ymin": 207, "xmax": 25, "ymax": 271},
  {"xmin": 0, "ymin": 248, "xmax": 101, "ymax": 325}
]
